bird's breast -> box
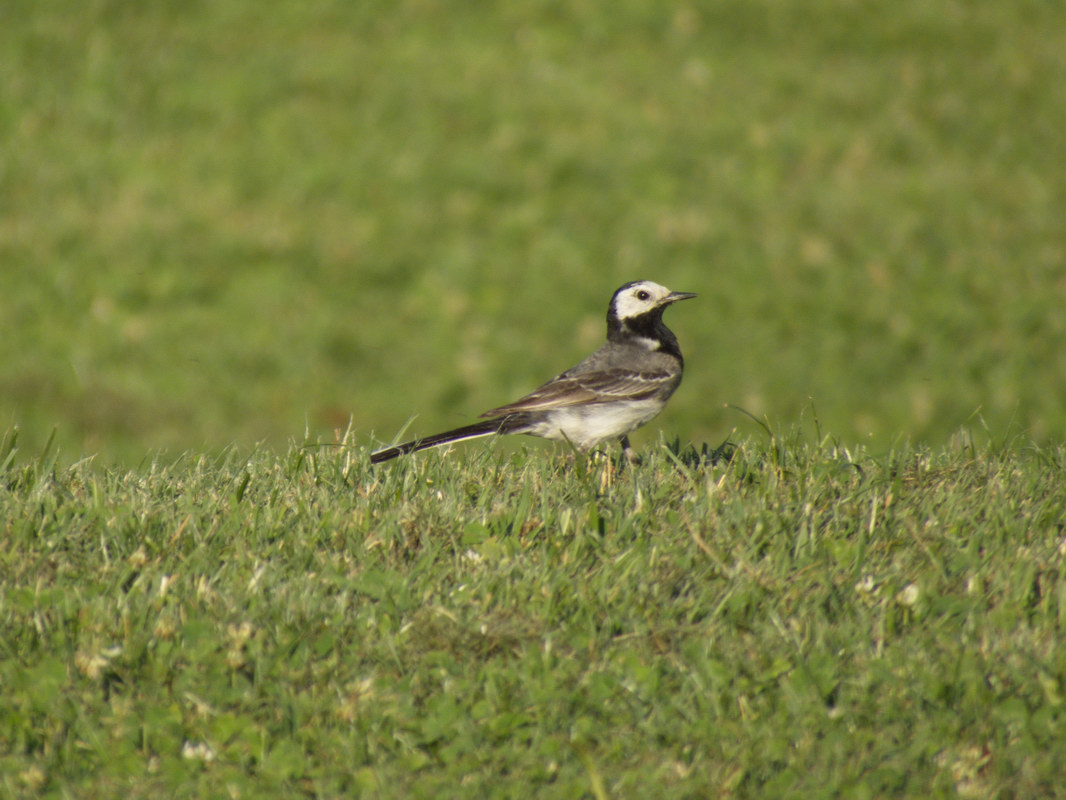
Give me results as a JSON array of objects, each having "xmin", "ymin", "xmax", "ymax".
[{"xmin": 526, "ymin": 399, "xmax": 666, "ymax": 450}]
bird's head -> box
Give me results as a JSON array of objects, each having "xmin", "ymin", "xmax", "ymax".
[{"xmin": 609, "ymin": 280, "xmax": 697, "ymax": 323}]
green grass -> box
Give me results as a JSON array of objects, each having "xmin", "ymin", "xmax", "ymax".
[
  {"xmin": 3, "ymin": 430, "xmax": 1066, "ymax": 797},
  {"xmin": 2, "ymin": 0, "xmax": 1066, "ymax": 463},
  {"xmin": 3, "ymin": 2, "xmax": 1066, "ymax": 797}
]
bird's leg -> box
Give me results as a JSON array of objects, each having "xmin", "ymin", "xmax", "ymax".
[{"xmin": 619, "ymin": 435, "xmax": 640, "ymax": 466}]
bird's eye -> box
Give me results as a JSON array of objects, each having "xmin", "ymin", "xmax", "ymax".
[{"xmin": 636, "ymin": 290, "xmax": 651, "ymax": 301}]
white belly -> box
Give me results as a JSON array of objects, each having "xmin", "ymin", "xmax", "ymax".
[{"xmin": 525, "ymin": 400, "xmax": 664, "ymax": 450}]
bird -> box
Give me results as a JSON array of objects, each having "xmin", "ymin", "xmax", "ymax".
[{"xmin": 370, "ymin": 280, "xmax": 696, "ymax": 464}]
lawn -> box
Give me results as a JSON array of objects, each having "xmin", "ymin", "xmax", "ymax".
[
  {"xmin": 2, "ymin": 0, "xmax": 1064, "ymax": 461},
  {"xmin": 2, "ymin": 0, "xmax": 1066, "ymax": 796},
  {"xmin": 3, "ymin": 433, "xmax": 1065, "ymax": 797}
]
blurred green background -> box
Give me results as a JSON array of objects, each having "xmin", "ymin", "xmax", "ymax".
[{"xmin": 3, "ymin": 0, "xmax": 1064, "ymax": 464}]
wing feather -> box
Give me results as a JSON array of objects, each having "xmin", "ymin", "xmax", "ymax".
[{"xmin": 480, "ymin": 369, "xmax": 674, "ymax": 417}]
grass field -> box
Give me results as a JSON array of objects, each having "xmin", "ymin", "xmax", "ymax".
[
  {"xmin": 3, "ymin": 0, "xmax": 1066, "ymax": 797},
  {"xmin": 2, "ymin": 0, "xmax": 1065, "ymax": 461},
  {"xmin": 3, "ymin": 432, "xmax": 1066, "ymax": 797}
]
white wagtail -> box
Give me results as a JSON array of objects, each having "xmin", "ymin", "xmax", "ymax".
[{"xmin": 370, "ymin": 280, "xmax": 696, "ymax": 464}]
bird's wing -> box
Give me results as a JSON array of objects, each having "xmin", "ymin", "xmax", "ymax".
[{"xmin": 480, "ymin": 368, "xmax": 675, "ymax": 417}]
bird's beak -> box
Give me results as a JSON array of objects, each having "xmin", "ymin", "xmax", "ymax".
[{"xmin": 663, "ymin": 291, "xmax": 697, "ymax": 304}]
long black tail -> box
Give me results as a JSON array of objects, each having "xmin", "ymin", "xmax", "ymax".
[{"xmin": 371, "ymin": 417, "xmax": 515, "ymax": 464}]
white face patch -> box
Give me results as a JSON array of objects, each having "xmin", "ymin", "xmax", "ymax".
[{"xmin": 612, "ymin": 281, "xmax": 673, "ymax": 321}]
